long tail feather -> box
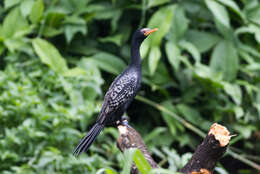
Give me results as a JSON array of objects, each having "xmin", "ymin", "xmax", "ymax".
[{"xmin": 73, "ymin": 123, "xmax": 104, "ymax": 156}]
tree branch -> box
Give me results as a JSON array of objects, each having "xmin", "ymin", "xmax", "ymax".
[
  {"xmin": 180, "ymin": 123, "xmax": 231, "ymax": 174},
  {"xmin": 117, "ymin": 121, "xmax": 231, "ymax": 174},
  {"xmin": 117, "ymin": 120, "xmax": 158, "ymax": 174}
]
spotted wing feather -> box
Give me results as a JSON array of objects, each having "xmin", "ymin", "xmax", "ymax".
[{"xmin": 97, "ymin": 72, "xmax": 138, "ymax": 124}]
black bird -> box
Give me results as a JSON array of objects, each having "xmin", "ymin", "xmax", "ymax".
[{"xmin": 73, "ymin": 28, "xmax": 158, "ymax": 156}]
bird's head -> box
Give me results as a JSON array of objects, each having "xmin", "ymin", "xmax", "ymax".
[{"xmin": 132, "ymin": 28, "xmax": 158, "ymax": 42}]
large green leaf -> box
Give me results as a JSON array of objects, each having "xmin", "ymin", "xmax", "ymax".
[
  {"xmin": 123, "ymin": 148, "xmax": 152, "ymax": 174},
  {"xmin": 222, "ymin": 82, "xmax": 242, "ymax": 105},
  {"xmin": 235, "ymin": 24, "xmax": 260, "ymax": 44},
  {"xmin": 246, "ymin": 5, "xmax": 260, "ymax": 25},
  {"xmin": 133, "ymin": 149, "xmax": 152, "ymax": 174},
  {"xmin": 168, "ymin": 5, "xmax": 189, "ymax": 43},
  {"xmin": 64, "ymin": 16, "xmax": 87, "ymax": 43},
  {"xmin": 147, "ymin": 0, "xmax": 171, "ymax": 8},
  {"xmin": 165, "ymin": 41, "xmax": 181, "ymax": 71},
  {"xmin": 215, "ymin": 0, "xmax": 243, "ymax": 19},
  {"xmin": 149, "ymin": 46, "xmax": 161, "ymax": 75},
  {"xmin": 185, "ymin": 30, "xmax": 220, "ymax": 53},
  {"xmin": 20, "ymin": 0, "xmax": 34, "ymax": 17},
  {"xmin": 142, "ymin": 4, "xmax": 175, "ymax": 57},
  {"xmin": 87, "ymin": 52, "xmax": 126, "ymax": 75},
  {"xmin": 32, "ymin": 38, "xmax": 69, "ymax": 74},
  {"xmin": 4, "ymin": 0, "xmax": 20, "ymax": 9},
  {"xmin": 210, "ymin": 40, "xmax": 239, "ymax": 81},
  {"xmin": 2, "ymin": 7, "xmax": 29, "ymax": 39},
  {"xmin": 205, "ymin": 0, "xmax": 230, "ymax": 28},
  {"xmin": 179, "ymin": 40, "xmax": 201, "ymax": 63},
  {"xmin": 29, "ymin": 0, "xmax": 44, "ymax": 24}
]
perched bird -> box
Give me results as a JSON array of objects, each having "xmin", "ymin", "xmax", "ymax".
[{"xmin": 73, "ymin": 28, "xmax": 158, "ymax": 156}]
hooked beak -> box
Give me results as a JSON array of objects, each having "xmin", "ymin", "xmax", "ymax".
[{"xmin": 144, "ymin": 28, "xmax": 158, "ymax": 36}]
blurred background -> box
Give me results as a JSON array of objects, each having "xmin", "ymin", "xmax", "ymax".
[{"xmin": 0, "ymin": 0, "xmax": 260, "ymax": 173}]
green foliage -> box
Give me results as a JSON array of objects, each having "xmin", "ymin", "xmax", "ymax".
[{"xmin": 0, "ymin": 0, "xmax": 260, "ymax": 173}]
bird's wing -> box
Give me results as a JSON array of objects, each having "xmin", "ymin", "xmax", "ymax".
[{"xmin": 97, "ymin": 73, "xmax": 137, "ymax": 124}]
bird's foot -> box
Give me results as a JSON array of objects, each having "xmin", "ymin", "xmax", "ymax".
[
  {"xmin": 121, "ymin": 116, "xmax": 129, "ymax": 126},
  {"xmin": 116, "ymin": 115, "xmax": 129, "ymax": 127}
]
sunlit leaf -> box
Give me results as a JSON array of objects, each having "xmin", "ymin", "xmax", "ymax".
[
  {"xmin": 165, "ymin": 41, "xmax": 181, "ymax": 70},
  {"xmin": 179, "ymin": 40, "xmax": 200, "ymax": 63},
  {"xmin": 29, "ymin": 0, "xmax": 44, "ymax": 24},
  {"xmin": 149, "ymin": 46, "xmax": 161, "ymax": 75},
  {"xmin": 20, "ymin": 0, "xmax": 34, "ymax": 17},
  {"xmin": 87, "ymin": 52, "xmax": 126, "ymax": 75},
  {"xmin": 210, "ymin": 40, "xmax": 238, "ymax": 81},
  {"xmin": 215, "ymin": 0, "xmax": 243, "ymax": 19},
  {"xmin": 4, "ymin": 0, "xmax": 20, "ymax": 9},
  {"xmin": 142, "ymin": 4, "xmax": 175, "ymax": 58},
  {"xmin": 32, "ymin": 38, "xmax": 69, "ymax": 74},
  {"xmin": 222, "ymin": 82, "xmax": 242, "ymax": 105},
  {"xmin": 185, "ymin": 30, "xmax": 220, "ymax": 53},
  {"xmin": 64, "ymin": 16, "xmax": 87, "ymax": 43},
  {"xmin": 168, "ymin": 5, "xmax": 189, "ymax": 43},
  {"xmin": 205, "ymin": 0, "xmax": 230, "ymax": 28},
  {"xmin": 2, "ymin": 7, "xmax": 29, "ymax": 39}
]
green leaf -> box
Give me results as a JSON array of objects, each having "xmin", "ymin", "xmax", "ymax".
[
  {"xmin": 87, "ymin": 52, "xmax": 126, "ymax": 75},
  {"xmin": 45, "ymin": 11, "xmax": 66, "ymax": 27},
  {"xmin": 185, "ymin": 30, "xmax": 220, "ymax": 53},
  {"xmin": 148, "ymin": 5, "xmax": 175, "ymax": 46},
  {"xmin": 2, "ymin": 7, "xmax": 29, "ymax": 39},
  {"xmin": 236, "ymin": 24, "xmax": 260, "ymax": 43},
  {"xmin": 133, "ymin": 149, "xmax": 152, "ymax": 174},
  {"xmin": 20, "ymin": 0, "xmax": 34, "ymax": 17},
  {"xmin": 246, "ymin": 5, "xmax": 260, "ymax": 25},
  {"xmin": 64, "ymin": 16, "xmax": 87, "ymax": 43},
  {"xmin": 147, "ymin": 0, "xmax": 171, "ymax": 8},
  {"xmin": 0, "ymin": 43, "xmax": 5, "ymax": 56},
  {"xmin": 205, "ymin": 0, "xmax": 230, "ymax": 28},
  {"xmin": 4, "ymin": 38, "xmax": 26, "ymax": 53},
  {"xmin": 179, "ymin": 40, "xmax": 201, "ymax": 63},
  {"xmin": 123, "ymin": 148, "xmax": 152, "ymax": 174},
  {"xmin": 210, "ymin": 40, "xmax": 239, "ymax": 81},
  {"xmin": 29, "ymin": 0, "xmax": 44, "ymax": 24},
  {"xmin": 149, "ymin": 46, "xmax": 161, "ymax": 75},
  {"xmin": 122, "ymin": 148, "xmax": 135, "ymax": 174},
  {"xmin": 165, "ymin": 41, "xmax": 181, "ymax": 70},
  {"xmin": 161, "ymin": 101, "xmax": 184, "ymax": 135},
  {"xmin": 144, "ymin": 127, "xmax": 167, "ymax": 143},
  {"xmin": 63, "ymin": 67, "xmax": 86, "ymax": 77},
  {"xmin": 105, "ymin": 168, "xmax": 117, "ymax": 174},
  {"xmin": 4, "ymin": 0, "xmax": 20, "ymax": 9},
  {"xmin": 142, "ymin": 5, "xmax": 175, "ymax": 57},
  {"xmin": 99, "ymin": 34, "xmax": 123, "ymax": 46},
  {"xmin": 32, "ymin": 38, "xmax": 69, "ymax": 74},
  {"xmin": 176, "ymin": 104, "xmax": 204, "ymax": 127},
  {"xmin": 222, "ymin": 82, "xmax": 242, "ymax": 105},
  {"xmin": 168, "ymin": 5, "xmax": 189, "ymax": 43},
  {"xmin": 215, "ymin": 0, "xmax": 243, "ymax": 19}
]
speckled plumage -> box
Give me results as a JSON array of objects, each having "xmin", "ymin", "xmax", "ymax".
[
  {"xmin": 73, "ymin": 28, "xmax": 156, "ymax": 156},
  {"xmin": 97, "ymin": 68, "xmax": 140, "ymax": 124}
]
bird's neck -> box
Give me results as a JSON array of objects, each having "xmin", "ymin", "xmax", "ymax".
[{"xmin": 130, "ymin": 40, "xmax": 142, "ymax": 68}]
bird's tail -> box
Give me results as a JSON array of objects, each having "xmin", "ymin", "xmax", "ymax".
[{"xmin": 73, "ymin": 123, "xmax": 104, "ymax": 156}]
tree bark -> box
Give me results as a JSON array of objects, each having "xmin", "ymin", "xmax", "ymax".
[
  {"xmin": 117, "ymin": 120, "xmax": 158, "ymax": 174},
  {"xmin": 180, "ymin": 123, "xmax": 231, "ymax": 174},
  {"xmin": 117, "ymin": 121, "xmax": 231, "ymax": 174}
]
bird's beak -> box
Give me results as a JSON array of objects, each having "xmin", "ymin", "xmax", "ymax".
[{"xmin": 144, "ymin": 28, "xmax": 158, "ymax": 36}]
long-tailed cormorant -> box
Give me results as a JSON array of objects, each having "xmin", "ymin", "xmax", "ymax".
[{"xmin": 73, "ymin": 28, "xmax": 158, "ymax": 156}]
